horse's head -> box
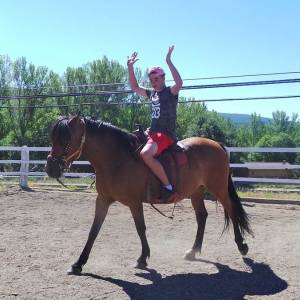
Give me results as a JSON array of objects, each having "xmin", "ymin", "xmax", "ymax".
[{"xmin": 46, "ymin": 116, "xmax": 86, "ymax": 178}]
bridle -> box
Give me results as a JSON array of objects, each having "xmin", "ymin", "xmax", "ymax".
[
  {"xmin": 62, "ymin": 118, "xmax": 86, "ymax": 169},
  {"xmin": 50, "ymin": 118, "xmax": 86, "ymax": 170},
  {"xmin": 62, "ymin": 126, "xmax": 85, "ymax": 168},
  {"xmin": 47, "ymin": 118, "xmax": 87, "ymax": 189}
]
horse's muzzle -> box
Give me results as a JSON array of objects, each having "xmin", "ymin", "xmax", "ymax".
[{"xmin": 46, "ymin": 155, "xmax": 64, "ymax": 178}]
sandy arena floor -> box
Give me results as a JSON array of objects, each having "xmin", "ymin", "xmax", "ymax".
[{"xmin": 1, "ymin": 186, "xmax": 299, "ymax": 299}]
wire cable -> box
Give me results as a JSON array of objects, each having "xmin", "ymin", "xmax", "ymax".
[
  {"xmin": 1, "ymin": 94, "xmax": 299, "ymax": 109},
  {"xmin": 1, "ymin": 78, "xmax": 300, "ymax": 101},
  {"xmin": 3, "ymin": 70, "xmax": 300, "ymax": 91},
  {"xmin": 179, "ymin": 71, "xmax": 300, "ymax": 81}
]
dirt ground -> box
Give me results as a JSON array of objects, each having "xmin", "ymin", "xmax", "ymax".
[{"xmin": 1, "ymin": 186, "xmax": 299, "ymax": 299}]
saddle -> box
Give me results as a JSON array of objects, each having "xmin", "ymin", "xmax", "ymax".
[{"xmin": 132, "ymin": 125, "xmax": 188, "ymax": 203}]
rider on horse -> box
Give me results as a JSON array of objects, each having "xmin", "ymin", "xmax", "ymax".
[{"xmin": 127, "ymin": 46, "xmax": 183, "ymax": 202}]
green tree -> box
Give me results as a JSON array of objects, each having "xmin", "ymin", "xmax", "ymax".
[
  {"xmin": 176, "ymin": 100, "xmax": 207, "ymax": 139},
  {"xmin": 4, "ymin": 57, "xmax": 52, "ymax": 145},
  {"xmin": 249, "ymin": 113, "xmax": 266, "ymax": 145},
  {"xmin": 251, "ymin": 133, "xmax": 297, "ymax": 163},
  {"xmin": 182, "ymin": 105, "xmax": 236, "ymax": 145},
  {"xmin": 267, "ymin": 110, "xmax": 298, "ymax": 135},
  {"xmin": 236, "ymin": 113, "xmax": 266, "ymax": 147},
  {"xmin": 0, "ymin": 55, "xmax": 14, "ymax": 140}
]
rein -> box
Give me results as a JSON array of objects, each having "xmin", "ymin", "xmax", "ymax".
[
  {"xmin": 55, "ymin": 176, "xmax": 95, "ymax": 191},
  {"xmin": 56, "ymin": 177, "xmax": 70, "ymax": 189},
  {"xmin": 150, "ymin": 203, "xmax": 176, "ymax": 219}
]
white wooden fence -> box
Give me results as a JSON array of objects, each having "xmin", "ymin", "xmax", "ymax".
[{"xmin": 0, "ymin": 146, "xmax": 300, "ymax": 188}]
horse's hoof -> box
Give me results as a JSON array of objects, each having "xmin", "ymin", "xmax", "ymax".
[
  {"xmin": 239, "ymin": 243, "xmax": 249, "ymax": 256},
  {"xmin": 184, "ymin": 249, "xmax": 196, "ymax": 261},
  {"xmin": 68, "ymin": 264, "xmax": 82, "ymax": 275},
  {"xmin": 134, "ymin": 260, "xmax": 147, "ymax": 269}
]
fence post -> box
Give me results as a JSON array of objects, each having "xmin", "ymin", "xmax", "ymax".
[
  {"xmin": 227, "ymin": 150, "xmax": 231, "ymax": 160},
  {"xmin": 20, "ymin": 146, "xmax": 29, "ymax": 188}
]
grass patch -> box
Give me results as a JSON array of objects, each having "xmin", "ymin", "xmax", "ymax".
[
  {"xmin": 238, "ymin": 190, "xmax": 300, "ymax": 200},
  {"xmin": 1, "ymin": 177, "xmax": 299, "ymax": 200}
]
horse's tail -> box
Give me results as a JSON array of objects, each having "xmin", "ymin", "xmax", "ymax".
[{"xmin": 224, "ymin": 175, "xmax": 253, "ymax": 237}]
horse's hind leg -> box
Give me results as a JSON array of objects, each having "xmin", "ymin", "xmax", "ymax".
[
  {"xmin": 129, "ymin": 203, "xmax": 150, "ymax": 269},
  {"xmin": 232, "ymin": 216, "xmax": 249, "ymax": 255},
  {"xmin": 214, "ymin": 190, "xmax": 249, "ymax": 256},
  {"xmin": 184, "ymin": 187, "xmax": 207, "ymax": 260}
]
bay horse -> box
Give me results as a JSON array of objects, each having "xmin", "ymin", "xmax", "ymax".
[{"xmin": 46, "ymin": 116, "xmax": 252, "ymax": 275}]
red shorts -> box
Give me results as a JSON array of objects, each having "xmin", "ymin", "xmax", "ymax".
[{"xmin": 146, "ymin": 132, "xmax": 175, "ymax": 156}]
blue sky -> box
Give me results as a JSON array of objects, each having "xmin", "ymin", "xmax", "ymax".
[{"xmin": 1, "ymin": 0, "xmax": 300, "ymax": 118}]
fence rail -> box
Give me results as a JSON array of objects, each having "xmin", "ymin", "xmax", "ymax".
[{"xmin": 1, "ymin": 146, "xmax": 300, "ymax": 188}]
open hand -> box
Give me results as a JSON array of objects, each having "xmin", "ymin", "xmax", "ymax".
[
  {"xmin": 127, "ymin": 52, "xmax": 139, "ymax": 67},
  {"xmin": 166, "ymin": 46, "xmax": 174, "ymax": 63}
]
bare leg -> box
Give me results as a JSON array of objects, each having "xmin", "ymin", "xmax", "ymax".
[
  {"xmin": 69, "ymin": 196, "xmax": 111, "ymax": 275},
  {"xmin": 140, "ymin": 142, "xmax": 170, "ymax": 186},
  {"xmin": 184, "ymin": 188, "xmax": 207, "ymax": 260},
  {"xmin": 129, "ymin": 203, "xmax": 150, "ymax": 269}
]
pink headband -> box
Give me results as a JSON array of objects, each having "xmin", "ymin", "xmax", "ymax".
[{"xmin": 148, "ymin": 66, "xmax": 165, "ymax": 76}]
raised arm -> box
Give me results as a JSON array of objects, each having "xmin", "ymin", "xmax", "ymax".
[
  {"xmin": 127, "ymin": 52, "xmax": 148, "ymax": 97},
  {"xmin": 166, "ymin": 46, "xmax": 183, "ymax": 95}
]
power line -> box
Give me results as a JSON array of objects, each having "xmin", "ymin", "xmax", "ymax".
[
  {"xmin": 6, "ymin": 82, "xmax": 127, "ymax": 91},
  {"xmin": 184, "ymin": 95, "xmax": 300, "ymax": 103},
  {"xmin": 180, "ymin": 71, "xmax": 300, "ymax": 81},
  {"xmin": 1, "ymin": 95, "xmax": 299, "ymax": 109},
  {"xmin": 2, "ymin": 70, "xmax": 300, "ymax": 91},
  {"xmin": 182, "ymin": 78, "xmax": 300, "ymax": 90},
  {"xmin": 1, "ymin": 77, "xmax": 300, "ymax": 101}
]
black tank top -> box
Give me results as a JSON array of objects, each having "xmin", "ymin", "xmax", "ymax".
[{"xmin": 146, "ymin": 86, "xmax": 178, "ymax": 140}]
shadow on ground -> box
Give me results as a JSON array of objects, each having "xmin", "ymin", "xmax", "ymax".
[{"xmin": 82, "ymin": 258, "xmax": 287, "ymax": 300}]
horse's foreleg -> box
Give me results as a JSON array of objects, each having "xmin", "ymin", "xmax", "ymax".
[
  {"xmin": 129, "ymin": 203, "xmax": 150, "ymax": 269},
  {"xmin": 184, "ymin": 188, "xmax": 207, "ymax": 260},
  {"xmin": 69, "ymin": 196, "xmax": 110, "ymax": 275}
]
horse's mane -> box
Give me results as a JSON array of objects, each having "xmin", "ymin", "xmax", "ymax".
[
  {"xmin": 83, "ymin": 117, "xmax": 137, "ymax": 155},
  {"xmin": 50, "ymin": 116, "xmax": 137, "ymax": 156},
  {"xmin": 50, "ymin": 116, "xmax": 70, "ymax": 146}
]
